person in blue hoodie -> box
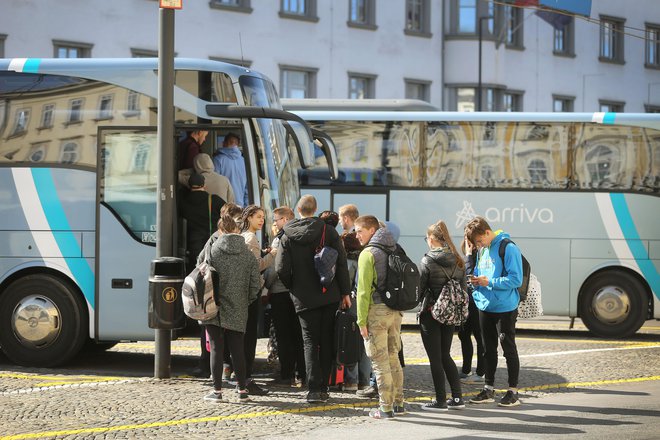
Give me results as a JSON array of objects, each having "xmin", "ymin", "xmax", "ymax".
[
  {"xmin": 213, "ymin": 133, "xmax": 249, "ymax": 207},
  {"xmin": 464, "ymin": 216, "xmax": 522, "ymax": 407}
]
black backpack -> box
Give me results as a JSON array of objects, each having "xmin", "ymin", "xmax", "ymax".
[
  {"xmin": 498, "ymin": 238, "xmax": 531, "ymax": 302},
  {"xmin": 367, "ymin": 243, "xmax": 421, "ymax": 311}
]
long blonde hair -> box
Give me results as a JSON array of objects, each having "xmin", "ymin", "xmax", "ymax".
[{"xmin": 426, "ymin": 220, "xmax": 465, "ymax": 269}]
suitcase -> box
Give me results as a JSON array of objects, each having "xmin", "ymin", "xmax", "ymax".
[{"xmin": 335, "ymin": 309, "xmax": 363, "ymax": 367}]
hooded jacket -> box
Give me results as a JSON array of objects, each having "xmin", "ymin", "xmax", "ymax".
[
  {"xmin": 178, "ymin": 153, "xmax": 235, "ymax": 204},
  {"xmin": 473, "ymin": 231, "xmax": 522, "ymax": 313},
  {"xmin": 201, "ymin": 233, "xmax": 261, "ymax": 332},
  {"xmin": 179, "ymin": 189, "xmax": 224, "ymax": 262},
  {"xmin": 275, "ymin": 217, "xmax": 350, "ymax": 313},
  {"xmin": 356, "ymin": 227, "xmax": 397, "ymax": 328},
  {"xmin": 419, "ymin": 247, "xmax": 466, "ymax": 308},
  {"xmin": 213, "ymin": 147, "xmax": 248, "ymax": 207}
]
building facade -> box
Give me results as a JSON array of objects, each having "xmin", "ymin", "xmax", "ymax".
[{"xmin": 1, "ymin": 0, "xmax": 659, "ymax": 112}]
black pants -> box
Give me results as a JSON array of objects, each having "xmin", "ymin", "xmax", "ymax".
[
  {"xmin": 479, "ymin": 309, "xmax": 519, "ymax": 388},
  {"xmin": 270, "ymin": 292, "xmax": 305, "ymax": 380},
  {"xmin": 457, "ymin": 298, "xmax": 485, "ymax": 376},
  {"xmin": 198, "ymin": 327, "xmax": 210, "ymax": 370},
  {"xmin": 205, "ymin": 325, "xmax": 246, "ymax": 391},
  {"xmin": 244, "ymin": 298, "xmax": 260, "ymax": 378},
  {"xmin": 419, "ymin": 311, "xmax": 462, "ymax": 400},
  {"xmin": 298, "ymin": 302, "xmax": 338, "ymax": 393}
]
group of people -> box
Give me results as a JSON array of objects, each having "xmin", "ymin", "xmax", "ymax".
[{"xmin": 181, "ymin": 178, "xmax": 524, "ymax": 417}]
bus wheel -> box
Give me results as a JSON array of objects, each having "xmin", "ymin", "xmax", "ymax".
[
  {"xmin": 579, "ymin": 270, "xmax": 647, "ymax": 338},
  {"xmin": 0, "ymin": 274, "xmax": 87, "ymax": 367}
]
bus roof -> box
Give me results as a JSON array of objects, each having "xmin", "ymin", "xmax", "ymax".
[
  {"xmin": 290, "ymin": 110, "xmax": 660, "ymax": 131},
  {"xmin": 282, "ymin": 98, "xmax": 439, "ymax": 112}
]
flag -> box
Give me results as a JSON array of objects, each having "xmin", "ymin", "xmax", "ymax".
[{"xmin": 535, "ymin": 9, "xmax": 573, "ymax": 30}]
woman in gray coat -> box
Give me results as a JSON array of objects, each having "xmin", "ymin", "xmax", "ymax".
[{"xmin": 202, "ymin": 213, "xmax": 261, "ymax": 403}]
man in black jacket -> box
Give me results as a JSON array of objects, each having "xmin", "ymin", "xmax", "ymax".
[{"xmin": 275, "ymin": 195, "xmax": 351, "ymax": 403}]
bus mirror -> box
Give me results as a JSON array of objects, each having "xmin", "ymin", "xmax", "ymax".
[
  {"xmin": 282, "ymin": 121, "xmax": 316, "ymax": 169},
  {"xmin": 311, "ymin": 128, "xmax": 339, "ymax": 181}
]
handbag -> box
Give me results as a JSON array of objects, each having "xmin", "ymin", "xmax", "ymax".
[{"xmin": 518, "ymin": 273, "xmax": 543, "ymax": 319}]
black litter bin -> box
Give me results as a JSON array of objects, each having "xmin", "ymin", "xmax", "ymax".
[{"xmin": 148, "ymin": 257, "xmax": 186, "ymax": 329}]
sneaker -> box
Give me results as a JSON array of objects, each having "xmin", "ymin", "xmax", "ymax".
[
  {"xmin": 307, "ymin": 392, "xmax": 323, "ymax": 403},
  {"xmin": 470, "ymin": 388, "xmax": 495, "ymax": 404},
  {"xmin": 498, "ymin": 390, "xmax": 521, "ymax": 407},
  {"xmin": 421, "ymin": 400, "xmax": 447, "ymax": 411},
  {"xmin": 203, "ymin": 391, "xmax": 223, "ymax": 403},
  {"xmin": 369, "ymin": 408, "xmax": 394, "ymax": 419},
  {"xmin": 343, "ymin": 382, "xmax": 358, "ymax": 391},
  {"xmin": 189, "ymin": 367, "xmax": 211, "ymax": 378},
  {"xmin": 446, "ymin": 397, "xmax": 466, "ymax": 409},
  {"xmin": 222, "ymin": 367, "xmax": 233, "ymax": 381},
  {"xmin": 459, "ymin": 371, "xmax": 470, "ymax": 380},
  {"xmin": 238, "ymin": 389, "xmax": 250, "ymax": 402},
  {"xmin": 320, "ymin": 391, "xmax": 330, "ymax": 402},
  {"xmin": 356, "ymin": 385, "xmax": 378, "ymax": 399},
  {"xmin": 461, "ymin": 373, "xmax": 485, "ymax": 385},
  {"xmin": 246, "ymin": 380, "xmax": 269, "ymax": 396},
  {"xmin": 393, "ymin": 404, "xmax": 407, "ymax": 415}
]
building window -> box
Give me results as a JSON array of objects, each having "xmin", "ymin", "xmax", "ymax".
[
  {"xmin": 29, "ymin": 143, "xmax": 48, "ymax": 163},
  {"xmin": 40, "ymin": 104, "xmax": 55, "ymax": 129},
  {"xmin": 348, "ymin": 0, "xmax": 376, "ymax": 30},
  {"xmin": 11, "ymin": 109, "xmax": 30, "ymax": 136},
  {"xmin": 503, "ymin": 91, "xmax": 523, "ymax": 112},
  {"xmin": 405, "ymin": 0, "xmax": 431, "ymax": 37},
  {"xmin": 280, "ymin": 0, "xmax": 318, "ymax": 22},
  {"xmin": 457, "ymin": 0, "xmax": 477, "ymax": 33},
  {"xmin": 455, "ymin": 87, "xmax": 475, "ymax": 112},
  {"xmin": 132, "ymin": 143, "xmax": 151, "ymax": 172},
  {"xmin": 348, "ymin": 73, "xmax": 376, "ymax": 99},
  {"xmin": 646, "ymin": 105, "xmax": 660, "ymax": 113},
  {"xmin": 553, "ymin": 18, "xmax": 575, "ymax": 56},
  {"xmin": 646, "ymin": 24, "xmax": 660, "ymax": 68},
  {"xmin": 280, "ymin": 66, "xmax": 317, "ymax": 98},
  {"xmin": 528, "ymin": 159, "xmax": 548, "ymax": 185},
  {"xmin": 599, "ymin": 16, "xmax": 625, "ymax": 64},
  {"xmin": 0, "ymin": 34, "xmax": 6, "ymax": 58},
  {"xmin": 68, "ymin": 99, "xmax": 84, "ymax": 123},
  {"xmin": 502, "ymin": 4, "xmax": 524, "ymax": 48},
  {"xmin": 553, "ymin": 95, "xmax": 575, "ymax": 112},
  {"xmin": 53, "ymin": 40, "xmax": 92, "ymax": 58},
  {"xmin": 59, "ymin": 142, "xmax": 79, "ymax": 164},
  {"xmin": 599, "ymin": 100, "xmax": 625, "ymax": 113},
  {"xmin": 405, "ymin": 79, "xmax": 431, "ymax": 102},
  {"xmin": 127, "ymin": 91, "xmax": 140, "ymax": 114},
  {"xmin": 209, "ymin": 0, "xmax": 252, "ymax": 13},
  {"xmin": 98, "ymin": 95, "xmax": 113, "ymax": 120}
]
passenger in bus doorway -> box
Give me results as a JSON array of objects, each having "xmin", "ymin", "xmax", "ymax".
[
  {"xmin": 213, "ymin": 133, "xmax": 249, "ymax": 207},
  {"xmin": 178, "ymin": 130, "xmax": 209, "ymax": 170},
  {"xmin": 179, "ymin": 153, "xmax": 235, "ymax": 205}
]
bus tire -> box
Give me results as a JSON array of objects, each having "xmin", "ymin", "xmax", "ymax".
[
  {"xmin": 579, "ymin": 270, "xmax": 647, "ymax": 338},
  {"xmin": 0, "ymin": 274, "xmax": 87, "ymax": 367}
]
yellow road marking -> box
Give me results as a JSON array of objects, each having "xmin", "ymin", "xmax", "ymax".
[{"xmin": 2, "ymin": 375, "xmax": 659, "ymax": 440}]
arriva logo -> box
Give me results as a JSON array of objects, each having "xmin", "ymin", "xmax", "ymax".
[{"xmin": 456, "ymin": 201, "xmax": 554, "ymax": 228}]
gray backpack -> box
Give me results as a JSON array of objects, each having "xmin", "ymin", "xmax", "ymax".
[{"xmin": 181, "ymin": 244, "xmax": 219, "ymax": 321}]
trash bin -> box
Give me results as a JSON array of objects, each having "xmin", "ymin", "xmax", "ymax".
[{"xmin": 148, "ymin": 257, "xmax": 186, "ymax": 330}]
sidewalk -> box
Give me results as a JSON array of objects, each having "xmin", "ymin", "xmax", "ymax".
[{"xmin": 271, "ymin": 380, "xmax": 660, "ymax": 440}]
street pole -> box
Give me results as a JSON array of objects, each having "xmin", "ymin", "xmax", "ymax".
[
  {"xmin": 155, "ymin": 6, "xmax": 176, "ymax": 379},
  {"xmin": 477, "ymin": 16, "xmax": 493, "ymax": 112}
]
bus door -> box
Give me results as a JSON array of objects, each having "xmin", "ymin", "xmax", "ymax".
[{"xmin": 96, "ymin": 127, "xmax": 159, "ymax": 341}]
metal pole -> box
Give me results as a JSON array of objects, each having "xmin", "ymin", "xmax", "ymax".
[
  {"xmin": 155, "ymin": 6, "xmax": 175, "ymax": 379},
  {"xmin": 478, "ymin": 17, "xmax": 483, "ymax": 112}
]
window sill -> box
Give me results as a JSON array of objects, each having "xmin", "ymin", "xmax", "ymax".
[
  {"xmin": 7, "ymin": 131, "xmax": 26, "ymax": 140},
  {"xmin": 553, "ymin": 50, "xmax": 576, "ymax": 58},
  {"xmin": 278, "ymin": 12, "xmax": 319, "ymax": 23},
  {"xmin": 505, "ymin": 44, "xmax": 525, "ymax": 51},
  {"xmin": 644, "ymin": 62, "xmax": 660, "ymax": 70},
  {"xmin": 598, "ymin": 56, "xmax": 625, "ymax": 65},
  {"xmin": 64, "ymin": 120, "xmax": 83, "ymax": 127},
  {"xmin": 347, "ymin": 21, "xmax": 377, "ymax": 31},
  {"xmin": 123, "ymin": 111, "xmax": 141, "ymax": 118},
  {"xmin": 208, "ymin": 2, "xmax": 252, "ymax": 14},
  {"xmin": 404, "ymin": 29, "xmax": 432, "ymax": 38},
  {"xmin": 36, "ymin": 125, "xmax": 54, "ymax": 131},
  {"xmin": 93, "ymin": 116, "xmax": 114, "ymax": 122}
]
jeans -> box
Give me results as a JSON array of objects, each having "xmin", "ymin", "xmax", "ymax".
[
  {"xmin": 365, "ymin": 303, "xmax": 404, "ymax": 412},
  {"xmin": 205, "ymin": 325, "xmax": 246, "ymax": 391},
  {"xmin": 344, "ymin": 295, "xmax": 372, "ymax": 386},
  {"xmin": 298, "ymin": 302, "xmax": 338, "ymax": 393},
  {"xmin": 419, "ymin": 310, "xmax": 462, "ymax": 401},
  {"xmin": 270, "ymin": 292, "xmax": 305, "ymax": 380},
  {"xmin": 457, "ymin": 298, "xmax": 485, "ymax": 376},
  {"xmin": 479, "ymin": 309, "xmax": 520, "ymax": 388}
]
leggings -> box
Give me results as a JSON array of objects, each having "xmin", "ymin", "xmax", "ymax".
[
  {"xmin": 205, "ymin": 325, "xmax": 247, "ymax": 391},
  {"xmin": 419, "ymin": 311, "xmax": 462, "ymax": 400}
]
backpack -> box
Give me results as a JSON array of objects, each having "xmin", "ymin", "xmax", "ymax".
[
  {"xmin": 182, "ymin": 243, "xmax": 219, "ymax": 321},
  {"xmin": 314, "ymin": 224, "xmax": 339, "ymax": 292},
  {"xmin": 498, "ymin": 238, "xmax": 531, "ymax": 302},
  {"xmin": 431, "ymin": 264, "xmax": 470, "ymax": 326},
  {"xmin": 367, "ymin": 243, "xmax": 421, "ymax": 311}
]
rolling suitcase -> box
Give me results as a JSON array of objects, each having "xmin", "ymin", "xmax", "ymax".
[{"xmin": 335, "ymin": 309, "xmax": 363, "ymax": 367}]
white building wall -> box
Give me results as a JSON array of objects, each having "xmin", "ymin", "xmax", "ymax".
[{"xmin": 1, "ymin": 0, "xmax": 658, "ymax": 112}]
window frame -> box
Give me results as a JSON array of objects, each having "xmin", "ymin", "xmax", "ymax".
[
  {"xmin": 208, "ymin": 0, "xmax": 252, "ymax": 14},
  {"xmin": 59, "ymin": 140, "xmax": 80, "ymax": 165},
  {"xmin": 97, "ymin": 94, "xmax": 114, "ymax": 120},
  {"xmin": 67, "ymin": 98, "xmax": 84, "ymax": 124},
  {"xmin": 10, "ymin": 108, "xmax": 30, "ymax": 137},
  {"xmin": 645, "ymin": 23, "xmax": 660, "ymax": 69},
  {"xmin": 53, "ymin": 39, "xmax": 93, "ymax": 58},
  {"xmin": 553, "ymin": 18, "xmax": 575, "ymax": 57},
  {"xmin": 501, "ymin": 3, "xmax": 524, "ymax": 49},
  {"xmin": 552, "ymin": 95, "xmax": 575, "ymax": 112},
  {"xmin": 405, "ymin": 0, "xmax": 432, "ymax": 38},
  {"xmin": 0, "ymin": 34, "xmax": 6, "ymax": 58},
  {"xmin": 39, "ymin": 104, "xmax": 55, "ymax": 129},
  {"xmin": 348, "ymin": 72, "xmax": 377, "ymax": 99},
  {"xmin": 404, "ymin": 78, "xmax": 432, "ymax": 102},
  {"xmin": 599, "ymin": 15, "xmax": 625, "ymax": 65},
  {"xmin": 279, "ymin": 0, "xmax": 319, "ymax": 23},
  {"xmin": 599, "ymin": 100, "xmax": 625, "ymax": 113},
  {"xmin": 502, "ymin": 90, "xmax": 523, "ymax": 112},
  {"xmin": 347, "ymin": 0, "xmax": 377, "ymax": 30},
  {"xmin": 279, "ymin": 65, "xmax": 318, "ymax": 99}
]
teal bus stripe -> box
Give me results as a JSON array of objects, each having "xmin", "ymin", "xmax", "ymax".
[
  {"xmin": 31, "ymin": 168, "xmax": 95, "ymax": 308},
  {"xmin": 23, "ymin": 59, "xmax": 41, "ymax": 73},
  {"xmin": 610, "ymin": 193, "xmax": 660, "ymax": 299},
  {"xmin": 602, "ymin": 113, "xmax": 616, "ymax": 124}
]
